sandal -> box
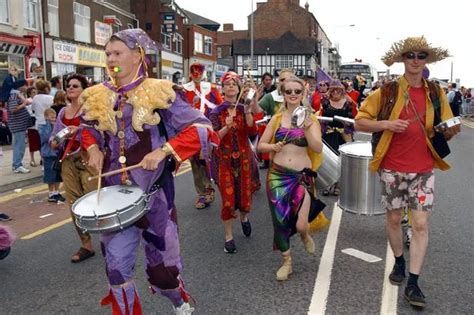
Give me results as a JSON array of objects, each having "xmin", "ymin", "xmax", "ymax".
[
  {"xmin": 204, "ymin": 189, "xmax": 215, "ymax": 204},
  {"xmin": 195, "ymin": 196, "xmax": 208, "ymax": 209},
  {"xmin": 332, "ymin": 187, "xmax": 340, "ymax": 196},
  {"xmin": 30, "ymin": 161, "xmax": 37, "ymax": 167},
  {"xmin": 71, "ymin": 247, "xmax": 95, "ymax": 263}
]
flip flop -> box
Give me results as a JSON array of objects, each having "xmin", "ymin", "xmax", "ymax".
[{"xmin": 71, "ymin": 247, "xmax": 95, "ymax": 263}]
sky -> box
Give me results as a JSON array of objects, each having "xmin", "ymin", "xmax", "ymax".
[{"xmin": 176, "ymin": 0, "xmax": 472, "ymax": 87}]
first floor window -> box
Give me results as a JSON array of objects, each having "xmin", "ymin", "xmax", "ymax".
[
  {"xmin": 194, "ymin": 33, "xmax": 203, "ymax": 54},
  {"xmin": 0, "ymin": 0, "xmax": 9, "ymax": 24},
  {"xmin": 24, "ymin": 0, "xmax": 39, "ymax": 30},
  {"xmin": 73, "ymin": 2, "xmax": 91, "ymax": 43},
  {"xmin": 204, "ymin": 36, "xmax": 212, "ymax": 55},
  {"xmin": 275, "ymin": 55, "xmax": 293, "ymax": 69},
  {"xmin": 47, "ymin": 0, "xmax": 59, "ymax": 36}
]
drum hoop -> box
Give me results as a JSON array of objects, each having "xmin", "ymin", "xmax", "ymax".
[
  {"xmin": 72, "ymin": 185, "xmax": 146, "ymax": 217},
  {"xmin": 338, "ymin": 141, "xmax": 373, "ymax": 159}
]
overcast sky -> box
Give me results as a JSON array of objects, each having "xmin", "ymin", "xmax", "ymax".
[{"xmin": 176, "ymin": 0, "xmax": 472, "ymax": 87}]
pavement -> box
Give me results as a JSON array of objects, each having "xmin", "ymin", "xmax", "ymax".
[{"xmin": 0, "ymin": 145, "xmax": 44, "ymax": 194}]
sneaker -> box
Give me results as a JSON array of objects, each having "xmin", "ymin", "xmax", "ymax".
[
  {"xmin": 241, "ymin": 220, "xmax": 252, "ymax": 237},
  {"xmin": 0, "ymin": 213, "xmax": 12, "ymax": 221},
  {"xmin": 48, "ymin": 195, "xmax": 58, "ymax": 203},
  {"xmin": 404, "ymin": 284, "xmax": 426, "ymax": 308},
  {"xmin": 224, "ymin": 239, "xmax": 237, "ymax": 254},
  {"xmin": 13, "ymin": 166, "xmax": 31, "ymax": 174},
  {"xmin": 174, "ymin": 302, "xmax": 194, "ymax": 315},
  {"xmin": 56, "ymin": 193, "xmax": 66, "ymax": 202},
  {"xmin": 389, "ymin": 263, "xmax": 405, "ymax": 285}
]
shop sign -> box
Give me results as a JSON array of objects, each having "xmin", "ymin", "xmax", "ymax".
[
  {"xmin": 95, "ymin": 21, "xmax": 112, "ymax": 46},
  {"xmin": 53, "ymin": 41, "xmax": 77, "ymax": 64},
  {"xmin": 77, "ymin": 46, "xmax": 106, "ymax": 67},
  {"xmin": 0, "ymin": 42, "xmax": 29, "ymax": 55},
  {"xmin": 172, "ymin": 62, "xmax": 183, "ymax": 70},
  {"xmin": 162, "ymin": 59, "xmax": 173, "ymax": 68}
]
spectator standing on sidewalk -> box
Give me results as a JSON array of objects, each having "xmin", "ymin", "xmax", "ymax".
[
  {"xmin": 39, "ymin": 108, "xmax": 65, "ymax": 203},
  {"xmin": 6, "ymin": 83, "xmax": 31, "ymax": 174},
  {"xmin": 355, "ymin": 36, "xmax": 459, "ymax": 308}
]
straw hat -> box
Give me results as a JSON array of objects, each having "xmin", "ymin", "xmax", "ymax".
[{"xmin": 381, "ymin": 36, "xmax": 449, "ymax": 66}]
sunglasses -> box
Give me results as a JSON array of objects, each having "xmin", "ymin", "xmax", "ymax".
[
  {"xmin": 319, "ymin": 83, "xmax": 328, "ymax": 87},
  {"xmin": 284, "ymin": 89, "xmax": 303, "ymax": 95},
  {"xmin": 403, "ymin": 51, "xmax": 428, "ymax": 60},
  {"xmin": 67, "ymin": 84, "xmax": 80, "ymax": 89}
]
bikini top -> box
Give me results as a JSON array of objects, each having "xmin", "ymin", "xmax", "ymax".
[{"xmin": 274, "ymin": 126, "xmax": 308, "ymax": 147}]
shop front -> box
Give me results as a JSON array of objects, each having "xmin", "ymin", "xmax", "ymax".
[
  {"xmin": 0, "ymin": 33, "xmax": 38, "ymax": 85},
  {"xmin": 161, "ymin": 51, "xmax": 183, "ymax": 84},
  {"xmin": 51, "ymin": 40, "xmax": 105, "ymax": 83}
]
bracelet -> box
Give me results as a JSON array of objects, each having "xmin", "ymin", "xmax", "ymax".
[{"xmin": 161, "ymin": 144, "xmax": 172, "ymax": 156}]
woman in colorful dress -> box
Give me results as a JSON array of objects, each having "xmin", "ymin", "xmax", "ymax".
[
  {"xmin": 258, "ymin": 76, "xmax": 325, "ymax": 281},
  {"xmin": 209, "ymin": 71, "xmax": 258, "ymax": 254},
  {"xmin": 318, "ymin": 79, "xmax": 355, "ymax": 196}
]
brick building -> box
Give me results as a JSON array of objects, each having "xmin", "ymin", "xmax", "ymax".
[
  {"xmin": 131, "ymin": 0, "xmax": 188, "ymax": 82},
  {"xmin": 217, "ymin": 0, "xmax": 339, "ymax": 81},
  {"xmin": 41, "ymin": 0, "xmax": 138, "ymax": 82},
  {"xmin": 183, "ymin": 10, "xmax": 219, "ymax": 83}
]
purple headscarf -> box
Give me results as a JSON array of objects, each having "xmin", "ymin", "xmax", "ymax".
[{"xmin": 110, "ymin": 28, "xmax": 162, "ymax": 55}]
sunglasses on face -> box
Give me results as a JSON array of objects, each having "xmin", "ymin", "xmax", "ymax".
[
  {"xmin": 403, "ymin": 51, "xmax": 428, "ymax": 60},
  {"xmin": 67, "ymin": 84, "xmax": 80, "ymax": 89},
  {"xmin": 319, "ymin": 83, "xmax": 328, "ymax": 87},
  {"xmin": 284, "ymin": 89, "xmax": 303, "ymax": 96}
]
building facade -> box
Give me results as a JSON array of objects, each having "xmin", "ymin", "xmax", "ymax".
[
  {"xmin": 218, "ymin": 0, "xmax": 340, "ymax": 81},
  {"xmin": 42, "ymin": 0, "xmax": 138, "ymax": 82},
  {"xmin": 0, "ymin": 0, "xmax": 43, "ymax": 85},
  {"xmin": 183, "ymin": 10, "xmax": 219, "ymax": 83}
]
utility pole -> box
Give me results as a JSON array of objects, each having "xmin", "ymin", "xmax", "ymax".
[
  {"xmin": 450, "ymin": 61, "xmax": 453, "ymax": 82},
  {"xmin": 250, "ymin": 0, "xmax": 254, "ymax": 73}
]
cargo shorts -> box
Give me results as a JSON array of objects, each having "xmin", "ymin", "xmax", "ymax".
[{"xmin": 379, "ymin": 169, "xmax": 435, "ymax": 212}]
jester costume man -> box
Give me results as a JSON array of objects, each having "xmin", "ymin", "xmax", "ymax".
[{"xmin": 81, "ymin": 29, "xmax": 218, "ymax": 314}]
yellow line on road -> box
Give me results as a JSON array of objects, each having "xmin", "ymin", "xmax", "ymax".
[
  {"xmin": 19, "ymin": 165, "xmax": 192, "ymax": 240},
  {"xmin": 461, "ymin": 120, "xmax": 474, "ymax": 129},
  {"xmin": 0, "ymin": 184, "xmax": 48, "ymax": 203},
  {"xmin": 21, "ymin": 218, "xmax": 72, "ymax": 240}
]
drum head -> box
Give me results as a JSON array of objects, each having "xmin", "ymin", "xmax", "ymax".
[
  {"xmin": 73, "ymin": 185, "xmax": 144, "ymax": 217},
  {"xmin": 291, "ymin": 106, "xmax": 308, "ymax": 128},
  {"xmin": 339, "ymin": 141, "xmax": 373, "ymax": 158}
]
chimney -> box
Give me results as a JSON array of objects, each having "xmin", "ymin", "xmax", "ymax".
[
  {"xmin": 223, "ymin": 23, "xmax": 234, "ymax": 31},
  {"xmin": 305, "ymin": 1, "xmax": 309, "ymax": 11}
]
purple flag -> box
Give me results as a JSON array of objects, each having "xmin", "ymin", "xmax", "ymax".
[{"xmin": 316, "ymin": 67, "xmax": 332, "ymax": 85}]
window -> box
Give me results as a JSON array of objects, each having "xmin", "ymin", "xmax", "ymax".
[
  {"xmin": 0, "ymin": 55, "xmax": 25, "ymax": 86},
  {"xmin": 217, "ymin": 47, "xmax": 222, "ymax": 59},
  {"xmin": 47, "ymin": 0, "xmax": 59, "ymax": 36},
  {"xmin": 174, "ymin": 34, "xmax": 183, "ymax": 54},
  {"xmin": 73, "ymin": 2, "xmax": 91, "ymax": 43},
  {"xmin": 24, "ymin": 0, "xmax": 39, "ymax": 30},
  {"xmin": 244, "ymin": 56, "xmax": 257, "ymax": 69},
  {"xmin": 204, "ymin": 36, "xmax": 212, "ymax": 55},
  {"xmin": 275, "ymin": 55, "xmax": 293, "ymax": 69},
  {"xmin": 194, "ymin": 32, "xmax": 203, "ymax": 53},
  {"xmin": 161, "ymin": 32, "xmax": 171, "ymax": 50},
  {"xmin": 0, "ymin": 0, "xmax": 9, "ymax": 24},
  {"xmin": 112, "ymin": 24, "xmax": 120, "ymax": 34}
]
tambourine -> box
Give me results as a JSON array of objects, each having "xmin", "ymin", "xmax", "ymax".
[
  {"xmin": 291, "ymin": 106, "xmax": 310, "ymax": 128},
  {"xmin": 434, "ymin": 116, "xmax": 461, "ymax": 133},
  {"xmin": 53, "ymin": 127, "xmax": 72, "ymax": 145}
]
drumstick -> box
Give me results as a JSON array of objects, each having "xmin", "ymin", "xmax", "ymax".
[
  {"xmin": 88, "ymin": 163, "xmax": 143, "ymax": 181},
  {"xmin": 96, "ymin": 168, "xmax": 102, "ymax": 204}
]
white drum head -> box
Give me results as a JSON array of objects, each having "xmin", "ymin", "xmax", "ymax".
[
  {"xmin": 73, "ymin": 185, "xmax": 144, "ymax": 217},
  {"xmin": 339, "ymin": 141, "xmax": 373, "ymax": 158}
]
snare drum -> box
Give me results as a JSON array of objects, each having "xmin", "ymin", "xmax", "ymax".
[
  {"xmin": 72, "ymin": 185, "xmax": 147, "ymax": 233},
  {"xmin": 338, "ymin": 141, "xmax": 384, "ymax": 216}
]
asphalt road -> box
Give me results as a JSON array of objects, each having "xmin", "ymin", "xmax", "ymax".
[{"xmin": 0, "ymin": 127, "xmax": 473, "ymax": 314}]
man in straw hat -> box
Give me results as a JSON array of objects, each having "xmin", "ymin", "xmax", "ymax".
[
  {"xmin": 82, "ymin": 28, "xmax": 219, "ymax": 314},
  {"xmin": 355, "ymin": 36, "xmax": 460, "ymax": 308}
]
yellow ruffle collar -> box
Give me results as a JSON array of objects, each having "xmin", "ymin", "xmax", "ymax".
[{"xmin": 81, "ymin": 79, "xmax": 176, "ymax": 134}]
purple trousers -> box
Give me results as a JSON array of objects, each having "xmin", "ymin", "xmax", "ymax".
[{"xmin": 100, "ymin": 188, "xmax": 189, "ymax": 314}]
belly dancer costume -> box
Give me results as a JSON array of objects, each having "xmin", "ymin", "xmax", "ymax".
[
  {"xmin": 80, "ymin": 29, "xmax": 218, "ymax": 314},
  {"xmin": 266, "ymin": 113, "xmax": 326, "ymax": 252}
]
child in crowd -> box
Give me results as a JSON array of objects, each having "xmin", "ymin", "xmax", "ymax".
[{"xmin": 38, "ymin": 108, "xmax": 65, "ymax": 203}]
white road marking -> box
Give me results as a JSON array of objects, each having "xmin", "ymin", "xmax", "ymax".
[
  {"xmin": 39, "ymin": 213, "xmax": 53, "ymax": 219},
  {"xmin": 341, "ymin": 248, "xmax": 382, "ymax": 263},
  {"xmin": 308, "ymin": 203, "xmax": 343, "ymax": 315},
  {"xmin": 380, "ymin": 242, "xmax": 398, "ymax": 314}
]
